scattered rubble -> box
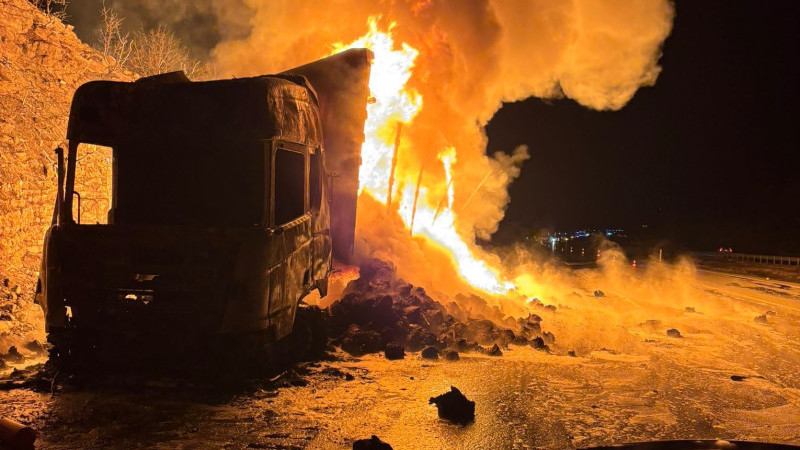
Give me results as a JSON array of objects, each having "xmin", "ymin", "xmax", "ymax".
[
  {"xmin": 666, "ymin": 329, "xmax": 682, "ymax": 338},
  {"xmin": 329, "ymin": 260, "xmax": 554, "ymax": 358},
  {"xmin": 24, "ymin": 340, "xmax": 46, "ymax": 355},
  {"xmin": 765, "ymin": 310, "xmax": 777, "ymax": 316},
  {"xmin": 2, "ymin": 346, "xmax": 24, "ymax": 363},
  {"xmin": 429, "ymin": 386, "xmax": 475, "ymax": 425},
  {"xmin": 353, "ymin": 435, "xmax": 393, "ymax": 450},
  {"xmin": 267, "ymin": 369, "xmax": 309, "ymax": 388},
  {"xmin": 529, "ymin": 337, "xmax": 548, "ymax": 351},
  {"xmin": 340, "ymin": 326, "xmax": 383, "ymax": 356},
  {"xmin": 384, "ymin": 343, "xmax": 405, "ymax": 360},
  {"xmin": 317, "ymin": 367, "xmax": 355, "ymax": 381},
  {"xmin": 421, "ymin": 346, "xmax": 439, "ymax": 360},
  {"xmin": 754, "ymin": 314, "xmax": 768, "ymax": 324},
  {"xmin": 684, "ymin": 306, "xmax": 697, "ymax": 313},
  {"xmin": 730, "ymin": 374, "xmax": 764, "ymax": 382},
  {"xmin": 443, "ymin": 350, "xmax": 460, "ymax": 361},
  {"xmin": 486, "ymin": 344, "xmax": 503, "ymax": 357}
]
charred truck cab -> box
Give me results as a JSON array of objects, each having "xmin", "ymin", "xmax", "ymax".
[{"xmin": 36, "ymin": 50, "xmax": 371, "ymax": 363}]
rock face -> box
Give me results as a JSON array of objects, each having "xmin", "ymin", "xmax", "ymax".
[
  {"xmin": 429, "ymin": 386, "xmax": 475, "ymax": 425},
  {"xmin": 0, "ymin": 0, "xmax": 131, "ymax": 349},
  {"xmin": 328, "ymin": 259, "xmax": 555, "ymax": 358}
]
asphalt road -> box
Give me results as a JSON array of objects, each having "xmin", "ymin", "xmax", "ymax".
[{"xmin": 1, "ymin": 266, "xmax": 799, "ymax": 449}]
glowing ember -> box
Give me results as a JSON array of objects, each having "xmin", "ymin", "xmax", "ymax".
[{"xmin": 333, "ymin": 18, "xmax": 514, "ymax": 295}]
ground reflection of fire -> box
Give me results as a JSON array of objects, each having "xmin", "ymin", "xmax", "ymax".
[{"xmin": 333, "ymin": 18, "xmax": 514, "ymax": 295}]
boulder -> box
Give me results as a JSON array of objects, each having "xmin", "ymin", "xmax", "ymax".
[
  {"xmin": 420, "ymin": 346, "xmax": 439, "ymax": 360},
  {"xmin": 429, "ymin": 386, "xmax": 475, "ymax": 425},
  {"xmin": 384, "ymin": 343, "xmax": 405, "ymax": 360},
  {"xmin": 353, "ymin": 435, "xmax": 393, "ymax": 450},
  {"xmin": 666, "ymin": 328, "xmax": 682, "ymax": 338}
]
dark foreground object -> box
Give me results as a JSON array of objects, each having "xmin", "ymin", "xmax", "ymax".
[
  {"xmin": 429, "ymin": 386, "xmax": 475, "ymax": 425},
  {"xmin": 584, "ymin": 440, "xmax": 800, "ymax": 450},
  {"xmin": 0, "ymin": 417, "xmax": 37, "ymax": 449},
  {"xmin": 353, "ymin": 435, "xmax": 393, "ymax": 450},
  {"xmin": 384, "ymin": 343, "xmax": 405, "ymax": 360}
]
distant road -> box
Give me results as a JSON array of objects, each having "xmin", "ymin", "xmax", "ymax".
[{"xmin": 695, "ymin": 268, "xmax": 800, "ymax": 314}]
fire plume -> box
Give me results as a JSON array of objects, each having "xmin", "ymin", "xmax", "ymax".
[{"xmin": 333, "ymin": 18, "xmax": 514, "ymax": 295}]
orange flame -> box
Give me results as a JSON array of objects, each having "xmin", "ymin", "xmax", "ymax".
[{"xmin": 333, "ymin": 18, "xmax": 514, "ymax": 295}]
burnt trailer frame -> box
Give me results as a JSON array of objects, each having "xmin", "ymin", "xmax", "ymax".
[{"xmin": 35, "ymin": 49, "xmax": 372, "ymax": 360}]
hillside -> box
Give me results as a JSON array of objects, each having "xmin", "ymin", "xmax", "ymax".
[{"xmin": 0, "ymin": 0, "xmax": 126, "ymax": 349}]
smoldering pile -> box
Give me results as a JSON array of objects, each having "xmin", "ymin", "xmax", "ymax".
[{"xmin": 328, "ymin": 259, "xmax": 555, "ymax": 358}]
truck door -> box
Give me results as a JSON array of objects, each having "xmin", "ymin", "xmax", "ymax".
[
  {"xmin": 268, "ymin": 141, "xmax": 313, "ymax": 339},
  {"xmin": 309, "ymin": 147, "xmax": 331, "ymax": 293}
]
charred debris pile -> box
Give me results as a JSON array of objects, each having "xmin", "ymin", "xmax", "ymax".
[{"xmin": 327, "ymin": 259, "xmax": 555, "ymax": 358}]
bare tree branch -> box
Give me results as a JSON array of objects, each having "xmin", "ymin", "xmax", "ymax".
[{"xmin": 96, "ymin": 1, "xmax": 131, "ymax": 76}]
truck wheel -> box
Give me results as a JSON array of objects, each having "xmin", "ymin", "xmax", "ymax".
[
  {"xmin": 46, "ymin": 327, "xmax": 69, "ymax": 365},
  {"xmin": 290, "ymin": 305, "xmax": 328, "ymax": 361}
]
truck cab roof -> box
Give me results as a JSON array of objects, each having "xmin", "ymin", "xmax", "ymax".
[{"xmin": 67, "ymin": 72, "xmax": 323, "ymax": 148}]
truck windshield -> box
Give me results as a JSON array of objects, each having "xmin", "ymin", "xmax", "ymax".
[{"xmin": 113, "ymin": 139, "xmax": 264, "ymax": 227}]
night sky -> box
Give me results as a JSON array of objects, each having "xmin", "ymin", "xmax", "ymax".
[{"xmin": 488, "ymin": 1, "xmax": 800, "ymax": 255}]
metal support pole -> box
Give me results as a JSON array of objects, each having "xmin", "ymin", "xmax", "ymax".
[
  {"xmin": 409, "ymin": 165, "xmax": 424, "ymax": 236},
  {"xmin": 460, "ymin": 169, "xmax": 493, "ymax": 212},
  {"xmin": 386, "ymin": 122, "xmax": 402, "ymax": 208}
]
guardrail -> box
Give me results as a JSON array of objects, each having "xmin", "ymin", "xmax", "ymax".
[{"xmin": 696, "ymin": 252, "xmax": 800, "ymax": 267}]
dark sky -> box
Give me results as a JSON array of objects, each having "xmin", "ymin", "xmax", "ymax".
[{"xmin": 487, "ymin": 0, "xmax": 800, "ymax": 254}]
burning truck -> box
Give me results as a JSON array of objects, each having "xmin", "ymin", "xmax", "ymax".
[{"xmin": 34, "ymin": 49, "xmax": 372, "ymax": 367}]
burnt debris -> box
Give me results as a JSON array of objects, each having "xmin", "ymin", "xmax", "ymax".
[
  {"xmin": 329, "ymin": 259, "xmax": 555, "ymax": 358},
  {"xmin": 666, "ymin": 328, "xmax": 682, "ymax": 338},
  {"xmin": 2, "ymin": 346, "xmax": 24, "ymax": 363},
  {"xmin": 429, "ymin": 386, "xmax": 475, "ymax": 425},
  {"xmin": 443, "ymin": 350, "xmax": 460, "ymax": 361},
  {"xmin": 421, "ymin": 346, "xmax": 439, "ymax": 360},
  {"xmin": 384, "ymin": 343, "xmax": 405, "ymax": 360},
  {"xmin": 353, "ymin": 435, "xmax": 393, "ymax": 450}
]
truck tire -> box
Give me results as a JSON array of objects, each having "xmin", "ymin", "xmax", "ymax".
[{"xmin": 289, "ymin": 305, "xmax": 328, "ymax": 361}]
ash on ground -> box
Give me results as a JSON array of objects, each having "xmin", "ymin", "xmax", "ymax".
[{"xmin": 328, "ymin": 259, "xmax": 554, "ymax": 357}]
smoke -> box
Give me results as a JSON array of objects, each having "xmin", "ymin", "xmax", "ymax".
[
  {"xmin": 67, "ymin": 0, "xmax": 253, "ymax": 59},
  {"xmin": 206, "ymin": 0, "xmax": 674, "ymax": 293}
]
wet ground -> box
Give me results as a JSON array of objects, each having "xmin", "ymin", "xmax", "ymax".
[{"xmin": 2, "ymin": 268, "xmax": 799, "ymax": 449}]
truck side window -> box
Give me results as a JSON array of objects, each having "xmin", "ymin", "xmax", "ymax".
[
  {"xmin": 309, "ymin": 151, "xmax": 321, "ymax": 211},
  {"xmin": 274, "ymin": 148, "xmax": 305, "ymax": 225}
]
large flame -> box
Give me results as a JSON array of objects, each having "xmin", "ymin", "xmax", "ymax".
[{"xmin": 333, "ymin": 18, "xmax": 514, "ymax": 295}]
